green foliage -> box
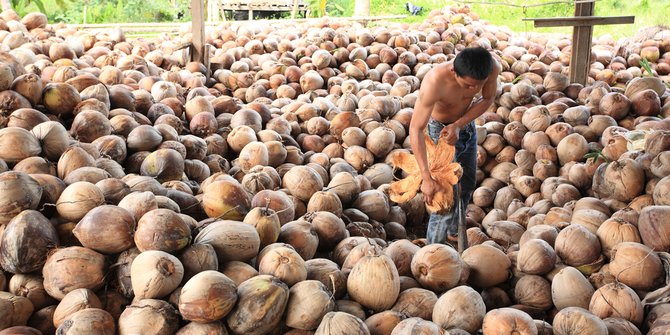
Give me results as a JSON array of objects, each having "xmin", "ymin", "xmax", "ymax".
[
  {"xmin": 307, "ymin": 0, "xmax": 353, "ymax": 17},
  {"xmin": 22, "ymin": 0, "xmax": 188, "ymax": 23},
  {"xmin": 640, "ymin": 57, "xmax": 654, "ymax": 77}
]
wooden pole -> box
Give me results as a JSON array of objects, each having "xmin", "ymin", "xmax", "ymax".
[
  {"xmin": 291, "ymin": 0, "xmax": 299, "ymax": 19},
  {"xmin": 190, "ymin": 0, "xmax": 207, "ymax": 68},
  {"xmin": 569, "ymin": 1, "xmax": 595, "ymax": 85}
]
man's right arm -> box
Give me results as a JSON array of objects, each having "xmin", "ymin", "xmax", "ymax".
[{"xmin": 409, "ymin": 70, "xmax": 440, "ymax": 203}]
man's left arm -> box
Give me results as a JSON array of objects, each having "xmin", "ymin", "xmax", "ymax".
[{"xmin": 454, "ymin": 64, "xmax": 500, "ymax": 129}]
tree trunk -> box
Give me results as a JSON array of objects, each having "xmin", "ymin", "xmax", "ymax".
[
  {"xmin": 354, "ymin": 0, "xmax": 370, "ymax": 17},
  {"xmin": 0, "ymin": 0, "xmax": 12, "ymax": 11}
]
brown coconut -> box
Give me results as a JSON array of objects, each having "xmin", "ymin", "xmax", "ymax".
[
  {"xmin": 118, "ymin": 299, "xmax": 180, "ymax": 335},
  {"xmin": 347, "ymin": 246, "xmax": 400, "ymax": 311},
  {"xmin": 72, "ymin": 205, "xmax": 135, "ymax": 254},
  {"xmin": 461, "ymin": 244, "xmax": 511, "ymax": 288},
  {"xmin": 226, "ymin": 275, "xmax": 289, "ymax": 335},
  {"xmin": 608, "ymin": 242, "xmax": 664, "ymax": 291},
  {"xmin": 130, "ymin": 250, "xmax": 184, "ymax": 300},
  {"xmin": 53, "ymin": 288, "xmax": 101, "ymax": 328},
  {"xmin": 55, "ymin": 308, "xmax": 115, "ymax": 335},
  {"xmin": 638, "ymin": 206, "xmax": 670, "ymax": 251},
  {"xmin": 433, "ymin": 285, "xmax": 486, "ymax": 334},
  {"xmin": 589, "ymin": 282, "xmax": 644, "ymax": 326},
  {"xmin": 42, "ymin": 246, "xmax": 106, "ymax": 300},
  {"xmin": 315, "ymin": 312, "xmax": 370, "ymax": 335},
  {"xmin": 411, "ymin": 244, "xmax": 466, "ymax": 293},
  {"xmin": 0, "ymin": 210, "xmax": 57, "ymax": 274},
  {"xmin": 285, "ymin": 280, "xmax": 335, "ymax": 330},
  {"xmin": 134, "ymin": 208, "xmax": 191, "ymax": 253},
  {"xmin": 481, "ymin": 308, "xmax": 537, "ymax": 335},
  {"xmin": 178, "ymin": 270, "xmax": 237, "ymax": 322},
  {"xmin": 194, "ymin": 220, "xmax": 260, "ymax": 263}
]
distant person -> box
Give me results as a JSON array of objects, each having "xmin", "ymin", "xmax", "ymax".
[{"xmin": 409, "ymin": 46, "xmax": 500, "ymax": 244}]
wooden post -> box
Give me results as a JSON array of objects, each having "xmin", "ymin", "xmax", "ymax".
[
  {"xmin": 291, "ymin": 0, "xmax": 299, "ymax": 19},
  {"xmin": 524, "ymin": 6, "xmax": 634, "ymax": 85},
  {"xmin": 190, "ymin": 0, "xmax": 208, "ymax": 73},
  {"xmin": 569, "ymin": 1, "xmax": 595, "ymax": 85}
]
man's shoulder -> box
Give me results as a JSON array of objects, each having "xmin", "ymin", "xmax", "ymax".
[{"xmin": 426, "ymin": 63, "xmax": 452, "ymax": 82}]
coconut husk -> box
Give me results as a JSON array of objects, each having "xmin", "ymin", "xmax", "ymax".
[{"xmin": 389, "ymin": 132, "xmax": 462, "ymax": 213}]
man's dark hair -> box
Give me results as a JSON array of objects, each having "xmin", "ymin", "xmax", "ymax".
[{"xmin": 453, "ymin": 47, "xmax": 494, "ymax": 80}]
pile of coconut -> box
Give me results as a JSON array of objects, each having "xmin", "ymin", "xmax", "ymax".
[{"xmin": 0, "ymin": 4, "xmax": 670, "ymax": 335}]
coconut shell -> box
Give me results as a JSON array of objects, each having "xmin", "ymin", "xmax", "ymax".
[
  {"xmin": 589, "ymin": 282, "xmax": 644, "ymax": 326},
  {"xmin": 638, "ymin": 206, "xmax": 670, "ymax": 251},
  {"xmin": 0, "ymin": 209, "xmax": 57, "ymax": 274},
  {"xmin": 179, "ymin": 270, "xmax": 237, "ymax": 323},
  {"xmin": 411, "ymin": 244, "xmax": 465, "ymax": 293},
  {"xmin": 347, "ymin": 249, "xmax": 400, "ymax": 311},
  {"xmin": 52, "ymin": 288, "xmax": 101, "ymax": 328},
  {"xmin": 517, "ymin": 238, "xmax": 557, "ymax": 275},
  {"xmin": 433, "ymin": 285, "xmax": 486, "ymax": 334},
  {"xmin": 118, "ymin": 299, "xmax": 180, "ymax": 335},
  {"xmin": 551, "ymin": 266, "xmax": 595, "ymax": 311},
  {"xmin": 130, "ymin": 250, "xmax": 184, "ymax": 300},
  {"xmin": 0, "ymin": 291, "xmax": 34, "ymax": 330},
  {"xmin": 277, "ymin": 220, "xmax": 319, "ymax": 260},
  {"xmin": 178, "ymin": 243, "xmax": 218, "ymax": 283},
  {"xmin": 302, "ymin": 211, "xmax": 347, "ymax": 251},
  {"xmin": 226, "ymin": 275, "xmax": 289, "ymax": 335},
  {"xmin": 608, "ymin": 242, "xmax": 663, "ymax": 291},
  {"xmin": 42, "ymin": 246, "xmax": 106, "ymax": 300},
  {"xmin": 315, "ymin": 312, "xmax": 370, "ymax": 335},
  {"xmin": 385, "ymin": 240, "xmax": 420, "ymax": 277},
  {"xmin": 554, "ymin": 224, "xmax": 601, "ymax": 267},
  {"xmin": 514, "ymin": 275, "xmax": 553, "ymax": 310},
  {"xmin": 0, "ymin": 127, "xmax": 41, "ymax": 163},
  {"xmin": 364, "ymin": 310, "xmax": 405, "ymax": 335},
  {"xmin": 0, "ymin": 172, "xmax": 42, "ymax": 226},
  {"xmin": 602, "ymin": 317, "xmax": 642, "ymax": 335},
  {"xmin": 56, "ymin": 181, "xmax": 105, "ymax": 221},
  {"xmin": 134, "ymin": 208, "xmax": 191, "ymax": 253},
  {"xmin": 391, "ymin": 317, "xmax": 443, "ymax": 335},
  {"xmin": 305, "ymin": 258, "xmax": 347, "ymax": 300},
  {"xmin": 25, "ymin": 305, "xmax": 55, "ymax": 335},
  {"xmin": 286, "ymin": 280, "xmax": 335, "ymax": 330},
  {"xmin": 390, "ymin": 287, "xmax": 437, "ymax": 320},
  {"xmin": 461, "ymin": 244, "xmax": 511, "ymax": 288},
  {"xmin": 202, "ymin": 180, "xmax": 251, "ymax": 221},
  {"xmin": 553, "ymin": 307, "xmax": 608, "ymax": 335},
  {"xmin": 481, "ymin": 308, "xmax": 536, "ymax": 335},
  {"xmin": 176, "ymin": 322, "xmax": 229, "ymax": 335},
  {"xmin": 42, "ymin": 82, "xmax": 81, "ymax": 117},
  {"xmin": 259, "ymin": 245, "xmax": 307, "ymax": 286},
  {"xmin": 194, "ymin": 220, "xmax": 260, "ymax": 263},
  {"xmin": 139, "ymin": 149, "xmax": 185, "ymax": 183}
]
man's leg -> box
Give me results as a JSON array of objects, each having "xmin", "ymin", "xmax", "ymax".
[
  {"xmin": 445, "ymin": 122, "xmax": 478, "ymax": 240},
  {"xmin": 457, "ymin": 122, "xmax": 478, "ymax": 207},
  {"xmin": 425, "ymin": 119, "xmax": 451, "ymax": 244}
]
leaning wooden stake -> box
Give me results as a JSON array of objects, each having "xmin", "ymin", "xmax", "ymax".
[{"xmin": 190, "ymin": 0, "xmax": 209, "ymax": 78}]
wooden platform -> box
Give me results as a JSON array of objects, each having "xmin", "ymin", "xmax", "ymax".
[{"xmin": 68, "ymin": 15, "xmax": 408, "ymax": 37}]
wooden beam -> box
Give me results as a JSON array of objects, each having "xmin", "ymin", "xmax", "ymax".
[
  {"xmin": 569, "ymin": 1, "xmax": 595, "ymax": 85},
  {"xmin": 523, "ymin": 15, "xmax": 634, "ymax": 28},
  {"xmin": 291, "ymin": 0, "xmax": 299, "ymax": 19},
  {"xmin": 190, "ymin": 0, "xmax": 209, "ymax": 76}
]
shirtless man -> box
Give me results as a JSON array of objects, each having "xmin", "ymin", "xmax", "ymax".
[{"xmin": 409, "ymin": 46, "xmax": 500, "ymax": 244}]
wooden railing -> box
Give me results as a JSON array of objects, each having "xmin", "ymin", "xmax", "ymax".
[{"xmin": 67, "ymin": 15, "xmax": 408, "ymax": 37}]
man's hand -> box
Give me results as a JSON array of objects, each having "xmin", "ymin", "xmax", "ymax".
[
  {"xmin": 421, "ymin": 177, "xmax": 443, "ymax": 205},
  {"xmin": 440, "ymin": 123, "xmax": 460, "ymax": 145}
]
